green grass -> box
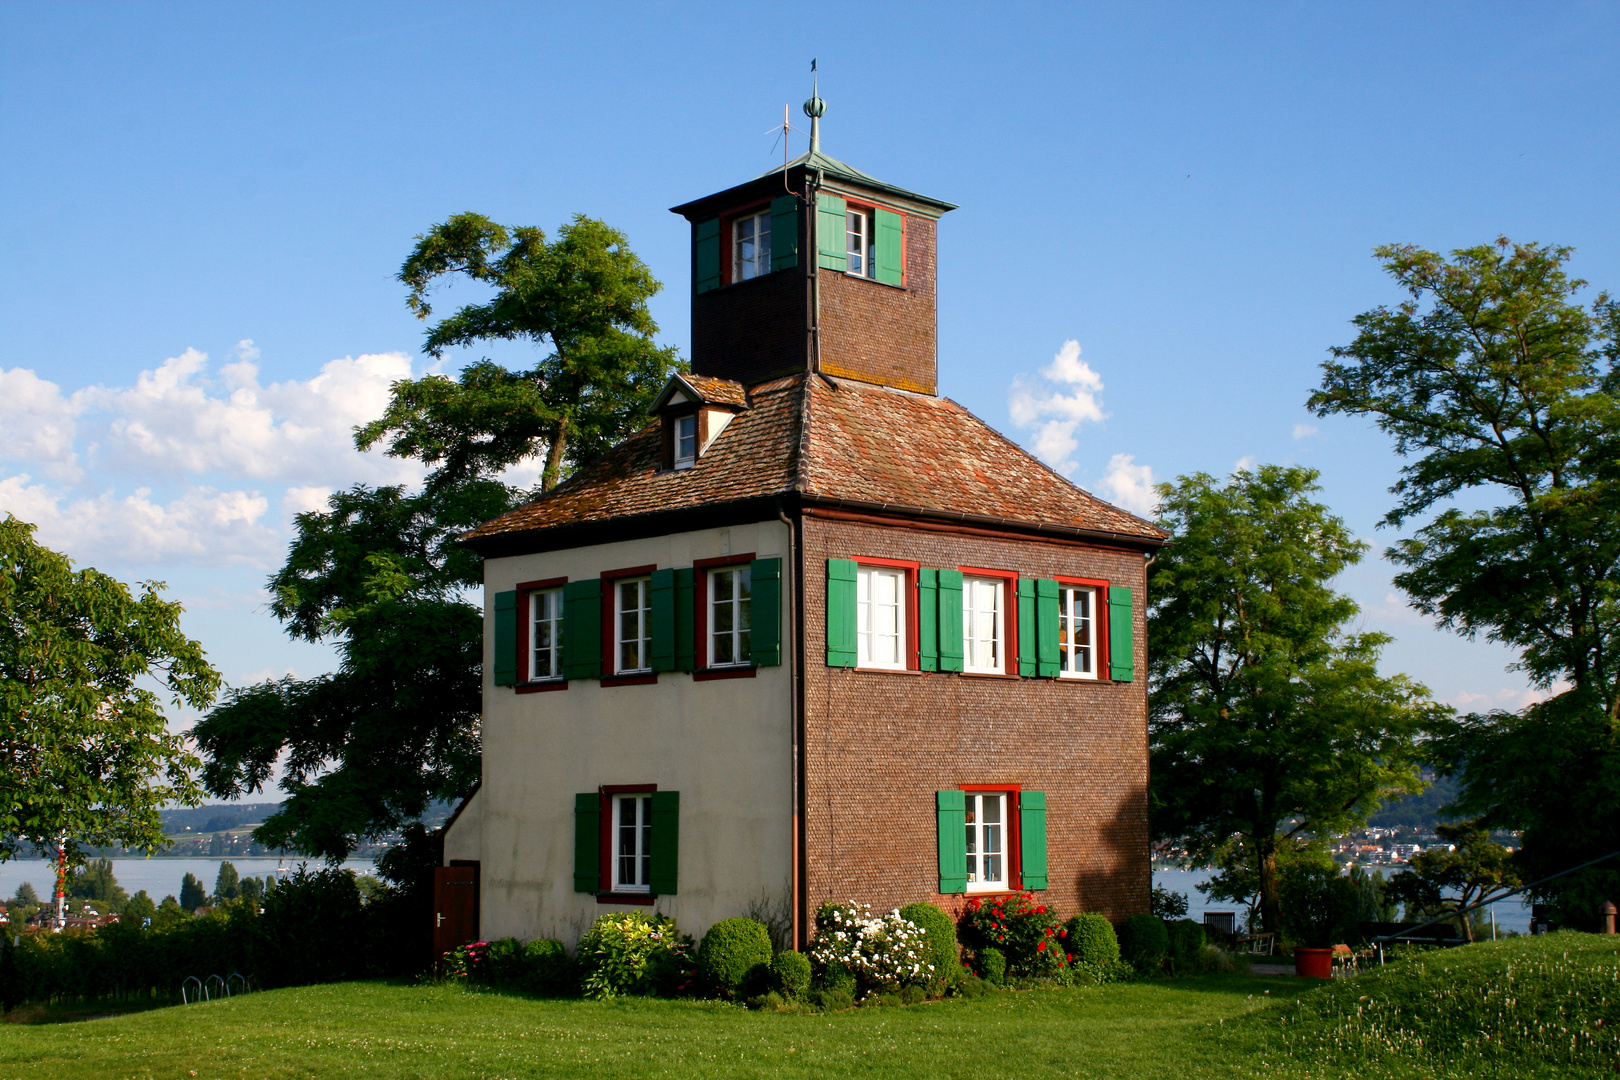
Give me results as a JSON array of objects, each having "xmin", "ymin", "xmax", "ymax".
[{"xmin": 3, "ymin": 935, "xmax": 1617, "ymax": 1080}]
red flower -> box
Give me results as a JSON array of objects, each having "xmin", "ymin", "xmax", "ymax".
[
  {"xmin": 1036, "ymin": 906, "xmax": 1047, "ymax": 914},
  {"xmin": 1037, "ymin": 941, "xmax": 1046, "ymax": 951}
]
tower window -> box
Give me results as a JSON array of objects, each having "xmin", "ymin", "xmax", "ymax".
[
  {"xmin": 732, "ymin": 211, "xmax": 772, "ymax": 282},
  {"xmin": 846, "ymin": 209, "xmax": 873, "ymax": 277},
  {"xmin": 673, "ymin": 414, "xmax": 697, "ymax": 469}
]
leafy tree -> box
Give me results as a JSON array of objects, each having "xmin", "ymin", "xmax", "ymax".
[
  {"xmin": 1384, "ymin": 821, "xmax": 1521, "ymax": 942},
  {"xmin": 195, "ymin": 214, "xmax": 679, "ymax": 863},
  {"xmin": 1149, "ymin": 466, "xmax": 1446, "ymax": 932},
  {"xmin": 0, "ymin": 516, "xmax": 218, "ymax": 866},
  {"xmin": 366, "ymin": 213, "xmax": 681, "ymax": 491},
  {"xmin": 66, "ymin": 858, "xmax": 127, "ymax": 911},
  {"xmin": 154, "ymin": 894, "xmax": 187, "ymax": 928},
  {"xmin": 214, "ymin": 861, "xmax": 240, "ymax": 902},
  {"xmin": 122, "ymin": 890, "xmax": 156, "ymax": 924},
  {"xmin": 1309, "ymin": 239, "xmax": 1620, "ymax": 923},
  {"xmin": 11, "ymin": 883, "xmax": 38, "ymax": 907},
  {"xmin": 179, "ymin": 872, "xmax": 207, "ymax": 912}
]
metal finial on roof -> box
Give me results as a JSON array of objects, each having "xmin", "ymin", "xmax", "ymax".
[{"xmin": 803, "ymin": 60, "xmax": 824, "ymax": 155}]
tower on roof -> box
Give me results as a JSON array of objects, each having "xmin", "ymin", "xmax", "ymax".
[{"xmin": 669, "ymin": 97, "xmax": 956, "ymax": 395}]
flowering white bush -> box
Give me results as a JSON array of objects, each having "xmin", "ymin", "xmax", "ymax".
[{"xmin": 810, "ymin": 902, "xmax": 935, "ymax": 992}]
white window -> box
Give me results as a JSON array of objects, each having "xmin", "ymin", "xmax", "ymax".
[
  {"xmin": 709, "ymin": 566, "xmax": 752, "ymax": 667},
  {"xmin": 846, "ymin": 208, "xmax": 872, "ymax": 277},
  {"xmin": 674, "ymin": 414, "xmax": 697, "ymax": 469},
  {"xmin": 616, "ymin": 577, "xmax": 652, "ymax": 674},
  {"xmin": 962, "ymin": 576, "xmax": 1005, "ymax": 674},
  {"xmin": 613, "ymin": 794, "xmax": 652, "ymax": 892},
  {"xmin": 1058, "ymin": 585, "xmax": 1097, "ymax": 679},
  {"xmin": 964, "ymin": 792, "xmax": 1006, "ymax": 891},
  {"xmin": 528, "ymin": 587, "xmax": 564, "ymax": 681},
  {"xmin": 732, "ymin": 211, "xmax": 771, "ymax": 282},
  {"xmin": 857, "ymin": 565, "xmax": 905, "ymax": 669}
]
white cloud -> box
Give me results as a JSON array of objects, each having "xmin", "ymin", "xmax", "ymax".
[
  {"xmin": 1449, "ymin": 683, "xmax": 1565, "ymax": 712},
  {"xmin": 1233, "ymin": 455, "xmax": 1257, "ymax": 474},
  {"xmin": 0, "ymin": 344, "xmax": 426, "ymax": 569},
  {"xmin": 1007, "ymin": 340, "xmax": 1108, "ymax": 476},
  {"xmin": 1099, "ymin": 453, "xmax": 1160, "ymax": 518},
  {"xmin": 1293, "ymin": 423, "xmax": 1318, "ymax": 440}
]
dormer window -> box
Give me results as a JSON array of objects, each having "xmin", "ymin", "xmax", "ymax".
[
  {"xmin": 732, "ymin": 211, "xmax": 771, "ymax": 282},
  {"xmin": 674, "ymin": 414, "xmax": 698, "ymax": 469}
]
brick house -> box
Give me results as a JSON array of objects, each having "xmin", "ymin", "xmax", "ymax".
[{"xmin": 436, "ymin": 116, "xmax": 1168, "ymax": 955}]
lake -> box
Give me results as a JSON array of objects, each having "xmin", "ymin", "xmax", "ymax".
[{"xmin": 0, "ymin": 857, "xmax": 376, "ymax": 905}]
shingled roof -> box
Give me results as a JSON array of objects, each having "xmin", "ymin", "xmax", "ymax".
[{"xmin": 462, "ymin": 375, "xmax": 1168, "ymax": 552}]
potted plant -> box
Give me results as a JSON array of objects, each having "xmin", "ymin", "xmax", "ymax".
[{"xmin": 1278, "ymin": 862, "xmax": 1359, "ymax": 978}]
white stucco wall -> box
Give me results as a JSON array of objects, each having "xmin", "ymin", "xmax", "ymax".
[{"xmin": 444, "ymin": 520, "xmax": 794, "ymax": 948}]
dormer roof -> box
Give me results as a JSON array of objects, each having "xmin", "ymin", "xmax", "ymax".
[{"xmin": 651, "ymin": 373, "xmax": 750, "ymax": 413}]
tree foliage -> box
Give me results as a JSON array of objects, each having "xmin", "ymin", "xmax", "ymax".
[
  {"xmin": 1310, "ymin": 239, "xmax": 1620, "ymax": 922},
  {"xmin": 1148, "ymin": 467, "xmax": 1445, "ymax": 932},
  {"xmin": 361, "ymin": 212, "xmax": 682, "ymax": 492},
  {"xmin": 1384, "ymin": 821, "xmax": 1520, "ymax": 942},
  {"xmin": 0, "ymin": 516, "xmax": 218, "ymax": 866}
]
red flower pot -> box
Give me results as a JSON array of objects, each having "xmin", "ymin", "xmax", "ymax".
[{"xmin": 1293, "ymin": 947, "xmax": 1333, "ymax": 979}]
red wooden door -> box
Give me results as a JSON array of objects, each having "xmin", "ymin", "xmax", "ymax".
[{"xmin": 433, "ymin": 865, "xmax": 479, "ymax": 962}]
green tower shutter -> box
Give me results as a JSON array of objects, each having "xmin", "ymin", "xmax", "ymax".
[
  {"xmin": 874, "ymin": 207, "xmax": 904, "ymax": 286},
  {"xmin": 492, "ymin": 589, "xmax": 518, "ymax": 686},
  {"xmin": 825, "ymin": 558, "xmax": 858, "ymax": 667},
  {"xmin": 936, "ymin": 569, "xmax": 964, "ymax": 673},
  {"xmin": 649, "ymin": 790, "xmax": 680, "ymax": 895},
  {"xmin": 573, "ymin": 793, "xmax": 600, "ymax": 893},
  {"xmin": 674, "ymin": 567, "xmax": 696, "ymax": 672},
  {"xmin": 917, "ymin": 568, "xmax": 939, "ymax": 672},
  {"xmin": 1036, "ymin": 579, "xmax": 1061, "ymax": 678},
  {"xmin": 561, "ymin": 579, "xmax": 602, "ymax": 680},
  {"xmin": 816, "ymin": 193, "xmax": 847, "ymax": 271},
  {"xmin": 694, "ymin": 217, "xmax": 721, "ymax": 294},
  {"xmin": 649, "ymin": 568, "xmax": 676, "ymax": 672},
  {"xmin": 749, "ymin": 558, "xmax": 782, "ymax": 666},
  {"xmin": 936, "ymin": 789, "xmax": 968, "ymax": 894},
  {"xmin": 770, "ymin": 195, "xmax": 799, "ymax": 272},
  {"xmin": 1019, "ymin": 791, "xmax": 1049, "ymax": 890},
  {"xmin": 1016, "ymin": 579, "xmax": 1036, "ymax": 677},
  {"xmin": 1108, "ymin": 585, "xmax": 1135, "ymax": 682}
]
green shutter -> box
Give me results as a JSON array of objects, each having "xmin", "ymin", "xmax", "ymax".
[
  {"xmin": 826, "ymin": 558, "xmax": 857, "ymax": 667},
  {"xmin": 917, "ymin": 568, "xmax": 939, "ymax": 672},
  {"xmin": 749, "ymin": 558, "xmax": 781, "ymax": 666},
  {"xmin": 1108, "ymin": 585, "xmax": 1135, "ymax": 682},
  {"xmin": 649, "ymin": 790, "xmax": 680, "ymax": 895},
  {"xmin": 573, "ymin": 793, "xmax": 600, "ymax": 893},
  {"xmin": 874, "ymin": 207, "xmax": 903, "ymax": 286},
  {"xmin": 492, "ymin": 589, "xmax": 518, "ymax": 686},
  {"xmin": 816, "ymin": 193, "xmax": 847, "ymax": 271},
  {"xmin": 1016, "ymin": 579, "xmax": 1036, "ymax": 677},
  {"xmin": 1019, "ymin": 791, "xmax": 1049, "ymax": 890},
  {"xmin": 674, "ymin": 568, "xmax": 696, "ymax": 672},
  {"xmin": 936, "ymin": 569, "xmax": 964, "ymax": 673},
  {"xmin": 1036, "ymin": 579, "xmax": 1061, "ymax": 678},
  {"xmin": 770, "ymin": 195, "xmax": 799, "ymax": 272},
  {"xmin": 562, "ymin": 579, "xmax": 602, "ymax": 680},
  {"xmin": 694, "ymin": 217, "xmax": 720, "ymax": 294},
  {"xmin": 936, "ymin": 789, "xmax": 967, "ymax": 894},
  {"xmin": 650, "ymin": 568, "xmax": 675, "ymax": 672}
]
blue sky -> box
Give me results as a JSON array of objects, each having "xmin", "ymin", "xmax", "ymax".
[{"xmin": 3, "ymin": 2, "xmax": 1617, "ymax": 732}]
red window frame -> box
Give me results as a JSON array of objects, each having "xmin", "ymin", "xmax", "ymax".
[
  {"xmin": 720, "ymin": 199, "xmax": 774, "ymax": 286},
  {"xmin": 957, "ymin": 565, "xmax": 1020, "ymax": 676},
  {"xmin": 1054, "ymin": 575, "xmax": 1110, "ymax": 681},
  {"xmin": 693, "ymin": 553, "xmax": 757, "ymax": 681},
  {"xmin": 514, "ymin": 577, "xmax": 568, "ymax": 693},
  {"xmin": 601, "ymin": 564, "xmax": 659, "ymax": 687},
  {"xmin": 852, "ymin": 556, "xmax": 921, "ymax": 671},
  {"xmin": 961, "ymin": 784, "xmax": 1024, "ymax": 893},
  {"xmin": 597, "ymin": 783, "xmax": 658, "ymax": 905}
]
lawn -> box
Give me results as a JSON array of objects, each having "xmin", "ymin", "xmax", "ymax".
[{"xmin": 4, "ymin": 934, "xmax": 1618, "ymax": 1080}]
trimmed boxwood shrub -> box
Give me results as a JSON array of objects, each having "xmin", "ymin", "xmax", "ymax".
[
  {"xmin": 1166, "ymin": 919, "xmax": 1205, "ymax": 973},
  {"xmin": 1119, "ymin": 913, "xmax": 1170, "ymax": 973},
  {"xmin": 771, "ymin": 949, "xmax": 811, "ymax": 998},
  {"xmin": 898, "ymin": 902, "xmax": 960, "ymax": 990},
  {"xmin": 697, "ymin": 917, "xmax": 773, "ymax": 997},
  {"xmin": 977, "ymin": 946, "xmax": 1006, "ymax": 985},
  {"xmin": 1064, "ymin": 913, "xmax": 1120, "ymax": 966},
  {"xmin": 524, "ymin": 938, "xmax": 579, "ymax": 996}
]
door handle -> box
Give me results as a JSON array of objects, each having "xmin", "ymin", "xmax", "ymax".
[{"xmin": 436, "ymin": 912, "xmax": 445, "ymax": 927}]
